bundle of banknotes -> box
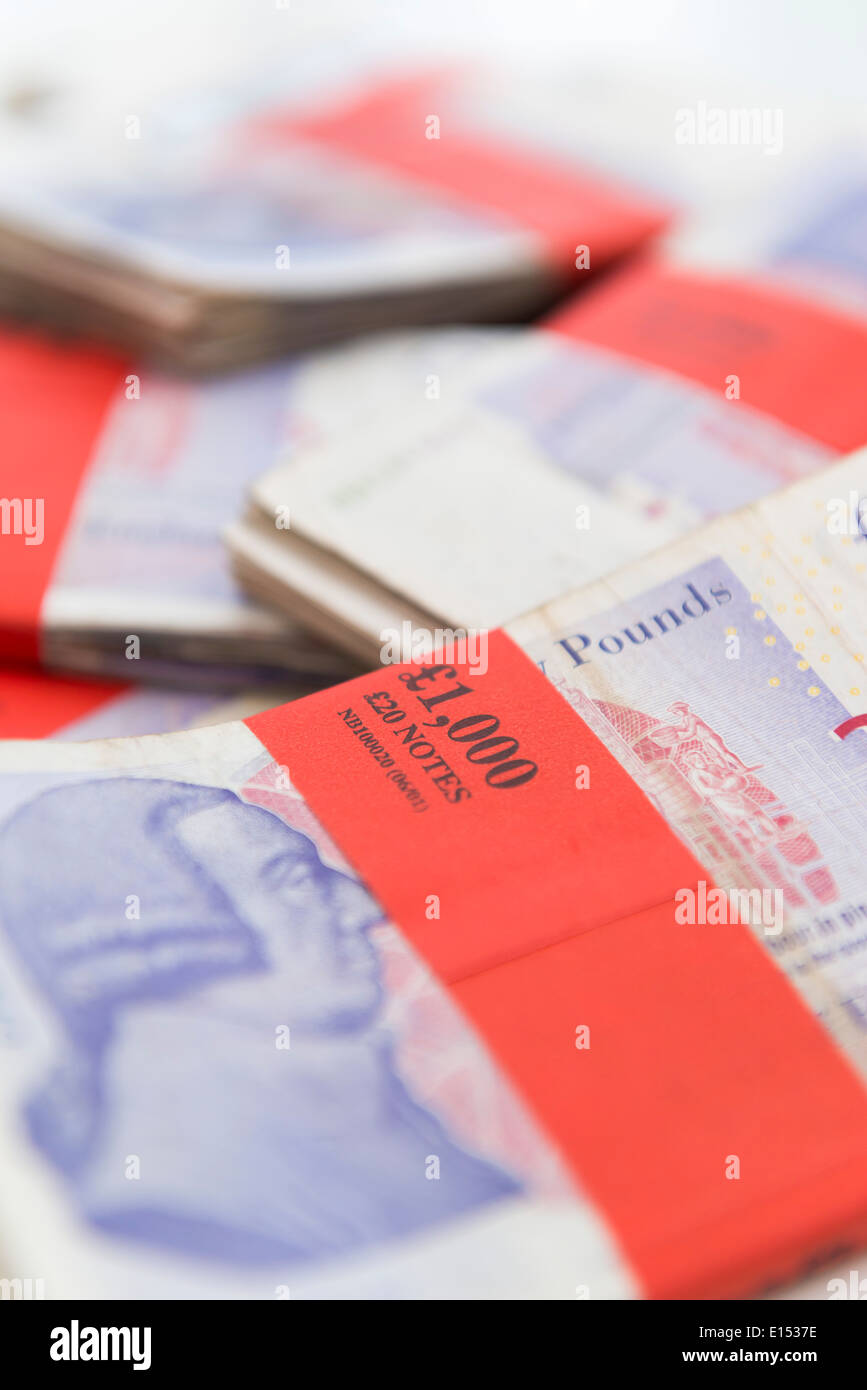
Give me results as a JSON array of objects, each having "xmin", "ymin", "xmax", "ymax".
[
  {"xmin": 227, "ymin": 165, "xmax": 867, "ymax": 660},
  {"xmin": 3, "ymin": 457, "xmax": 867, "ymax": 1299},
  {"xmin": 0, "ymin": 52, "xmax": 690, "ymax": 688},
  {"xmin": 0, "ymin": 325, "xmax": 368, "ymax": 686},
  {"xmin": 4, "ymin": 52, "xmax": 867, "ymax": 1305},
  {"xmin": 0, "ymin": 62, "xmax": 672, "ymax": 370}
]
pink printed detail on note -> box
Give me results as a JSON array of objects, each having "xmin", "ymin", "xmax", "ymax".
[{"xmin": 247, "ymin": 634, "xmax": 867, "ymax": 1299}]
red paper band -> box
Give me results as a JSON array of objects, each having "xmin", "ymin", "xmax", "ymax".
[
  {"xmin": 548, "ymin": 263, "xmax": 867, "ymax": 452},
  {"xmin": 254, "ymin": 72, "xmax": 670, "ymax": 271},
  {"xmin": 0, "ymin": 329, "xmax": 127, "ymax": 664},
  {"xmin": 0, "ymin": 669, "xmax": 125, "ymax": 738},
  {"xmin": 247, "ymin": 634, "xmax": 867, "ymax": 1298}
]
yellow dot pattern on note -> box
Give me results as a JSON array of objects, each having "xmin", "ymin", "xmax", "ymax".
[{"xmin": 740, "ymin": 530, "xmax": 867, "ymax": 705}]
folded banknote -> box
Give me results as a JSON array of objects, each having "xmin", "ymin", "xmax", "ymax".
[
  {"xmin": 229, "ymin": 166, "xmax": 867, "ymax": 663},
  {"xmin": 0, "ymin": 62, "xmax": 673, "ymax": 370},
  {"xmin": 2, "ymin": 453, "xmax": 867, "ymax": 1299},
  {"xmin": 0, "ymin": 325, "xmax": 500, "ymax": 685}
]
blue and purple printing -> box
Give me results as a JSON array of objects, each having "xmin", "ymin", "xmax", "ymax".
[
  {"xmin": 0, "ymin": 778, "xmax": 520, "ymax": 1266},
  {"xmin": 535, "ymin": 557, "xmax": 867, "ymax": 1031}
]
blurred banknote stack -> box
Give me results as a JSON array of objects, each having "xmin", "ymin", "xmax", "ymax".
[
  {"xmin": 0, "ymin": 64, "xmax": 673, "ymax": 369},
  {"xmin": 228, "ymin": 169, "xmax": 867, "ymax": 660},
  {"xmin": 2, "ymin": 15, "xmax": 867, "ymax": 1316}
]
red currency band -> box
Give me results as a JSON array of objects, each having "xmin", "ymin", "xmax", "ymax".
[
  {"xmin": 0, "ymin": 329, "xmax": 128, "ymax": 665},
  {"xmin": 0, "ymin": 669, "xmax": 126, "ymax": 738},
  {"xmin": 252, "ymin": 72, "xmax": 671, "ymax": 273},
  {"xmin": 547, "ymin": 262, "xmax": 867, "ymax": 453},
  {"xmin": 247, "ymin": 631, "xmax": 867, "ymax": 1298}
]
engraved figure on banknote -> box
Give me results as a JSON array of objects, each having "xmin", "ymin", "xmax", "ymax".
[
  {"xmin": 677, "ymin": 748, "xmax": 780, "ymax": 847},
  {"xmin": 0, "ymin": 777, "xmax": 518, "ymax": 1265},
  {"xmin": 655, "ymin": 701, "xmax": 759, "ymax": 775},
  {"xmin": 576, "ymin": 693, "xmax": 838, "ymax": 910}
]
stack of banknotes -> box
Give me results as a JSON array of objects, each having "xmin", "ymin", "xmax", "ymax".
[
  {"xmin": 3, "ymin": 458, "xmax": 867, "ymax": 1299},
  {"xmin": 227, "ymin": 165, "xmax": 867, "ymax": 661},
  {"xmin": 0, "ymin": 55, "xmax": 687, "ymax": 687},
  {"xmin": 4, "ymin": 55, "xmax": 867, "ymax": 1305},
  {"xmin": 0, "ymin": 62, "xmax": 672, "ymax": 370}
]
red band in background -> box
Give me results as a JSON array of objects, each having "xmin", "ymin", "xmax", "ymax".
[
  {"xmin": 0, "ymin": 329, "xmax": 127, "ymax": 664},
  {"xmin": 247, "ymin": 634, "xmax": 867, "ymax": 1298},
  {"xmin": 547, "ymin": 263, "xmax": 867, "ymax": 452},
  {"xmin": 254, "ymin": 72, "xmax": 670, "ymax": 272},
  {"xmin": 0, "ymin": 669, "xmax": 125, "ymax": 739}
]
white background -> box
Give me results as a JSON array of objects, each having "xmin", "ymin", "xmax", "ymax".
[{"xmin": 0, "ymin": 0, "xmax": 864, "ymax": 120}]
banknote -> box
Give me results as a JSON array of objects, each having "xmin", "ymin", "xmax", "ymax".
[
  {"xmin": 508, "ymin": 455, "xmax": 867, "ymax": 1068},
  {"xmin": 230, "ymin": 168, "xmax": 867, "ymax": 662},
  {"xmin": 1, "ymin": 325, "xmax": 501, "ymax": 685},
  {"xmin": 0, "ymin": 725, "xmax": 628, "ymax": 1300},
  {"xmin": 0, "ymin": 62, "xmax": 673, "ymax": 369},
  {"xmin": 3, "ymin": 453, "xmax": 867, "ymax": 1299}
]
